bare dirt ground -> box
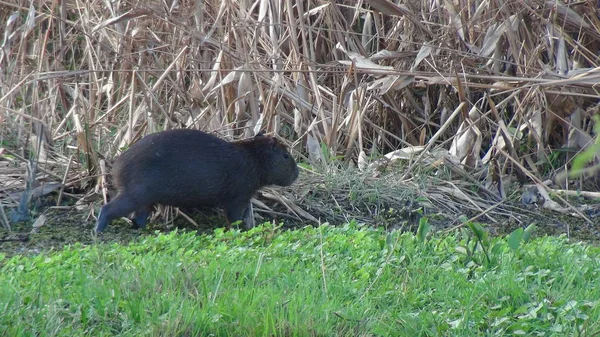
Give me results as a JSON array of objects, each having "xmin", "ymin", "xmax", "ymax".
[{"xmin": 2, "ymin": 189, "xmax": 599, "ymax": 259}]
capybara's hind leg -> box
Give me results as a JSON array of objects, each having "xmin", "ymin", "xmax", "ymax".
[
  {"xmin": 95, "ymin": 193, "xmax": 141, "ymax": 233},
  {"xmin": 242, "ymin": 202, "xmax": 255, "ymax": 229}
]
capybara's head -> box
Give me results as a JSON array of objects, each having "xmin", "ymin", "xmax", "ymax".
[{"xmin": 254, "ymin": 135, "xmax": 299, "ymax": 187}]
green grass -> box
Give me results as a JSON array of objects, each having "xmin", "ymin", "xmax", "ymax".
[{"xmin": 1, "ymin": 222, "xmax": 600, "ymax": 336}]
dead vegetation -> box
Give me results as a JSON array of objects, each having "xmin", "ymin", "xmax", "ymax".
[{"xmin": 1, "ymin": 0, "xmax": 600, "ymax": 237}]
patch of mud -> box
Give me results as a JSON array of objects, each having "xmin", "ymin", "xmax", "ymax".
[
  {"xmin": 2, "ymin": 194, "xmax": 600, "ymax": 258},
  {"xmin": 0, "ymin": 207, "xmax": 225, "ymax": 258}
]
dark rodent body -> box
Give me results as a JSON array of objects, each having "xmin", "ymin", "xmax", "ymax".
[{"xmin": 95, "ymin": 129, "xmax": 299, "ymax": 232}]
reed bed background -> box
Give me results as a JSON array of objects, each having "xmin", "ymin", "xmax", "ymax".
[{"xmin": 1, "ymin": 0, "xmax": 600, "ymax": 229}]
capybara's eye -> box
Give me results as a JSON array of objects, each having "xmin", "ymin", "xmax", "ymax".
[{"xmin": 283, "ymin": 153, "xmax": 290, "ymax": 159}]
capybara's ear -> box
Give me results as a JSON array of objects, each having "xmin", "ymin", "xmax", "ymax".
[
  {"xmin": 255, "ymin": 131, "xmax": 265, "ymax": 138},
  {"xmin": 268, "ymin": 136, "xmax": 279, "ymax": 147}
]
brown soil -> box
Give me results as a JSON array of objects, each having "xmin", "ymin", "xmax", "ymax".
[{"xmin": 2, "ymin": 195, "xmax": 599, "ymax": 259}]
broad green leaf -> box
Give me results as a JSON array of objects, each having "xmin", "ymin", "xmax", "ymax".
[
  {"xmin": 508, "ymin": 228, "xmax": 524, "ymax": 250},
  {"xmin": 417, "ymin": 217, "xmax": 431, "ymax": 242}
]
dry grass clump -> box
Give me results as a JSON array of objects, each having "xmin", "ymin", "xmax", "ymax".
[{"xmin": 1, "ymin": 0, "xmax": 600, "ymax": 229}]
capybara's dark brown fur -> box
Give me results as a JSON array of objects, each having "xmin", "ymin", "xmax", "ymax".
[{"xmin": 95, "ymin": 129, "xmax": 299, "ymax": 232}]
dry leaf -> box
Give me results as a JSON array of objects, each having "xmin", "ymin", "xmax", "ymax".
[
  {"xmin": 306, "ymin": 133, "xmax": 323, "ymax": 164},
  {"xmin": 479, "ymin": 22, "xmax": 507, "ymax": 57},
  {"xmin": 337, "ymin": 43, "xmax": 395, "ymax": 74},
  {"xmin": 366, "ymin": 75, "xmax": 414, "ymax": 94},
  {"xmin": 358, "ymin": 150, "xmax": 369, "ymax": 171},
  {"xmin": 413, "ymin": 42, "xmax": 433, "ymax": 70},
  {"xmin": 31, "ymin": 214, "xmax": 46, "ymax": 229},
  {"xmin": 92, "ymin": 9, "xmax": 150, "ymax": 33}
]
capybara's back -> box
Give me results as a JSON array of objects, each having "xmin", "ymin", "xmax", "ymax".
[{"xmin": 95, "ymin": 129, "xmax": 299, "ymax": 232}]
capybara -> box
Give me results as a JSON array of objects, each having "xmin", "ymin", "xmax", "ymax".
[{"xmin": 95, "ymin": 129, "xmax": 299, "ymax": 232}]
